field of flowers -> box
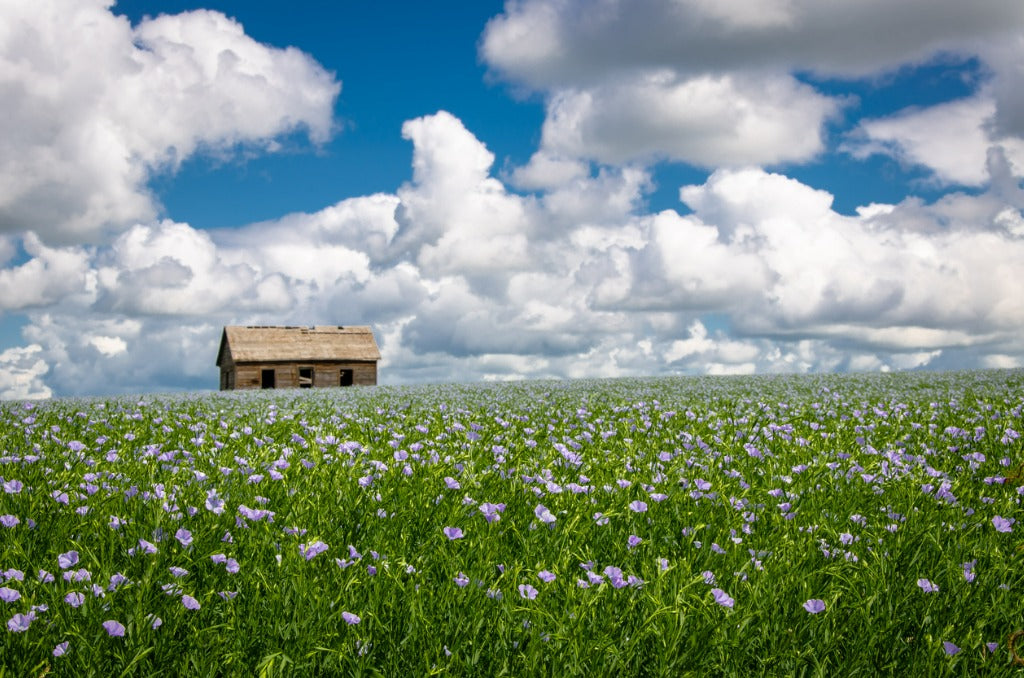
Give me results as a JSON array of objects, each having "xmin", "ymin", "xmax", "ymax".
[{"xmin": 1, "ymin": 370, "xmax": 1023, "ymax": 675}]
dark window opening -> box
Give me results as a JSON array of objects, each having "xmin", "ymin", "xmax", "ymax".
[
  {"xmin": 340, "ymin": 369, "xmax": 354, "ymax": 386},
  {"xmin": 299, "ymin": 367, "xmax": 314, "ymax": 388},
  {"xmin": 261, "ymin": 369, "xmax": 276, "ymax": 389}
]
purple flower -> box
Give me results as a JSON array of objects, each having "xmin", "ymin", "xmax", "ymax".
[
  {"xmin": 534, "ymin": 504, "xmax": 556, "ymax": 525},
  {"xmin": 802, "ymin": 599, "xmax": 826, "ymax": 614},
  {"xmin": 64, "ymin": 568, "xmax": 90, "ymax": 583},
  {"xmin": 538, "ymin": 570, "xmax": 556, "ymax": 583},
  {"xmin": 299, "ymin": 541, "xmax": 329, "ymax": 561},
  {"xmin": 181, "ymin": 594, "xmax": 200, "ymax": 611},
  {"xmin": 7, "ymin": 612, "xmax": 33, "ymax": 632},
  {"xmin": 174, "ymin": 528, "xmax": 193, "ymax": 547},
  {"xmin": 711, "ymin": 588, "xmax": 734, "ymax": 608},
  {"xmin": 53, "ymin": 641, "xmax": 68, "ymax": 657},
  {"xmin": 453, "ymin": 572, "xmax": 470, "ymax": 587},
  {"xmin": 0, "ymin": 515, "xmax": 19, "ymax": 528},
  {"xmin": 218, "ymin": 591, "xmax": 238, "ymax": 600},
  {"xmin": 342, "ymin": 611, "xmax": 360, "ymax": 625},
  {"xmin": 627, "ymin": 535, "xmax": 642, "ymax": 549},
  {"xmin": 604, "ymin": 566, "xmax": 627, "ymax": 588},
  {"xmin": 702, "ymin": 570, "xmax": 715, "ymax": 585},
  {"xmin": 102, "ymin": 620, "xmax": 125, "ymax": 637},
  {"xmin": 169, "ymin": 567, "xmax": 189, "ymax": 578},
  {"xmin": 150, "ymin": 616, "xmax": 163, "ymax": 630},
  {"xmin": 0, "ymin": 587, "xmax": 20, "ymax": 603},
  {"xmin": 37, "ymin": 569, "xmax": 54, "ymax": 583},
  {"xmin": 443, "ymin": 526, "xmax": 464, "ymax": 540},
  {"xmin": 962, "ymin": 560, "xmax": 976, "ymax": 583},
  {"xmin": 917, "ymin": 579, "xmax": 939, "ymax": 593},
  {"xmin": 986, "ymin": 642, "xmax": 999, "ymax": 653},
  {"xmin": 137, "ymin": 539, "xmax": 158, "ymax": 555},
  {"xmin": 225, "ymin": 559, "xmax": 240, "ymax": 574},
  {"xmin": 943, "ymin": 641, "xmax": 960, "ymax": 656},
  {"xmin": 444, "ymin": 476, "xmax": 461, "ymax": 490},
  {"xmin": 518, "ymin": 584, "xmax": 539, "ymax": 600},
  {"xmin": 992, "ymin": 516, "xmax": 1014, "ymax": 533},
  {"xmin": 64, "ymin": 592, "xmax": 85, "ymax": 608},
  {"xmin": 3, "ymin": 479, "xmax": 23, "ymax": 494},
  {"xmin": 58, "ymin": 550, "xmax": 79, "ymax": 569},
  {"xmin": 205, "ymin": 492, "xmax": 225, "ymax": 515},
  {"xmin": 628, "ymin": 500, "xmax": 648, "ymax": 513},
  {"xmin": 479, "ymin": 502, "xmax": 505, "ymax": 523}
]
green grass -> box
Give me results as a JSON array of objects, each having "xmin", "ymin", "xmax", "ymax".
[{"xmin": 1, "ymin": 370, "xmax": 1023, "ymax": 675}]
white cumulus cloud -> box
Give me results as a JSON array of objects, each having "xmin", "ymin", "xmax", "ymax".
[
  {"xmin": 0, "ymin": 0, "xmax": 340, "ymax": 244},
  {"xmin": 1, "ymin": 109, "xmax": 1023, "ymax": 396}
]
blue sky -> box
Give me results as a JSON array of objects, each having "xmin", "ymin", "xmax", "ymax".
[
  {"xmin": 2, "ymin": 0, "xmax": 1023, "ymax": 398},
  {"xmin": 119, "ymin": 0, "xmax": 544, "ymax": 228}
]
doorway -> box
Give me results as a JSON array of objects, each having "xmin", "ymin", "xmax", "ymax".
[
  {"xmin": 261, "ymin": 369, "xmax": 275, "ymax": 389},
  {"xmin": 299, "ymin": 367, "xmax": 314, "ymax": 388},
  {"xmin": 340, "ymin": 369, "xmax": 354, "ymax": 386}
]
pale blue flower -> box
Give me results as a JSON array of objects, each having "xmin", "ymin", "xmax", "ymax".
[
  {"xmin": 711, "ymin": 588, "xmax": 734, "ymax": 608},
  {"xmin": 7, "ymin": 612, "xmax": 33, "ymax": 632},
  {"xmin": 102, "ymin": 619, "xmax": 125, "ymax": 637},
  {"xmin": 58, "ymin": 550, "xmax": 79, "ymax": 569}
]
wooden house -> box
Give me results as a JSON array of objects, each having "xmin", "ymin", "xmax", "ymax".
[{"xmin": 216, "ymin": 325, "xmax": 380, "ymax": 390}]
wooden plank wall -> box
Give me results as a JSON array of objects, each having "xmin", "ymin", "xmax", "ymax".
[{"xmin": 222, "ymin": 362, "xmax": 377, "ymax": 390}]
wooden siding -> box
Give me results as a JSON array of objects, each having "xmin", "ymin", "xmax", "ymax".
[{"xmin": 221, "ymin": 361, "xmax": 377, "ymax": 390}]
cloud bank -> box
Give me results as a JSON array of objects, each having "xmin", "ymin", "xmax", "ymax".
[
  {"xmin": 6, "ymin": 110, "xmax": 1024, "ymax": 398},
  {"xmin": 2, "ymin": 0, "xmax": 1024, "ymax": 398},
  {"xmin": 0, "ymin": 0, "xmax": 338, "ymax": 244}
]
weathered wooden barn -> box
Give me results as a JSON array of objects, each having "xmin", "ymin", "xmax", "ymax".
[{"xmin": 216, "ymin": 325, "xmax": 380, "ymax": 390}]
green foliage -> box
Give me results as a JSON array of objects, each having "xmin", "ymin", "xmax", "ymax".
[{"xmin": 0, "ymin": 370, "xmax": 1023, "ymax": 675}]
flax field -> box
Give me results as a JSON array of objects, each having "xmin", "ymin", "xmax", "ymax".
[{"xmin": 1, "ymin": 370, "xmax": 1023, "ymax": 676}]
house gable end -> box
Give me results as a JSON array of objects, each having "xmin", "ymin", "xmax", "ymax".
[{"xmin": 215, "ymin": 328, "xmax": 232, "ymax": 368}]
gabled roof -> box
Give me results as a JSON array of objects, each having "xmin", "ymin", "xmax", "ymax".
[{"xmin": 216, "ymin": 326, "xmax": 381, "ymax": 366}]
